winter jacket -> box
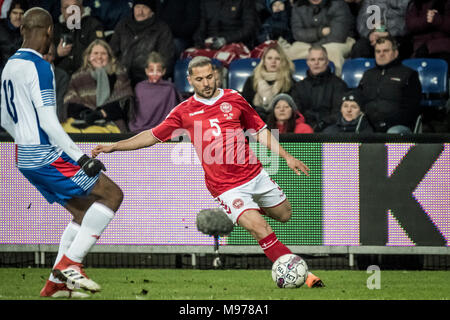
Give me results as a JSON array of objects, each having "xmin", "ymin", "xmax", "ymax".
[
  {"xmin": 357, "ymin": 0, "xmax": 410, "ymax": 38},
  {"xmin": 63, "ymin": 66, "xmax": 134, "ymax": 132},
  {"xmin": 291, "ymin": 0, "xmax": 354, "ymax": 44},
  {"xmin": 257, "ymin": 6, "xmax": 292, "ymax": 43},
  {"xmin": 357, "ymin": 58, "xmax": 422, "ymax": 132},
  {"xmin": 323, "ymin": 113, "xmax": 374, "ymax": 133},
  {"xmin": 53, "ymin": 7, "xmax": 105, "ymax": 75},
  {"xmin": 129, "ymin": 79, "xmax": 182, "ymax": 133},
  {"xmin": 405, "ymin": 0, "xmax": 450, "ymax": 55},
  {"xmin": 193, "ymin": 0, "xmax": 259, "ymax": 49},
  {"xmin": 110, "ymin": 14, "xmax": 175, "ymax": 86},
  {"xmin": 0, "ymin": 18, "xmax": 21, "ymax": 70},
  {"xmin": 291, "ymin": 67, "xmax": 348, "ymax": 132},
  {"xmin": 276, "ymin": 111, "xmax": 314, "ymax": 133}
]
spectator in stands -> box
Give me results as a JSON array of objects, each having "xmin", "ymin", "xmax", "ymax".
[
  {"xmin": 84, "ymin": 0, "xmax": 133, "ymax": 31},
  {"xmin": 323, "ymin": 90, "xmax": 374, "ymax": 133},
  {"xmin": 291, "ymin": 45, "xmax": 348, "ymax": 132},
  {"xmin": 406, "ymin": 0, "xmax": 450, "ymax": 67},
  {"xmin": 351, "ymin": 0, "xmax": 412, "ymax": 61},
  {"xmin": 257, "ymin": 0, "xmax": 293, "ymax": 44},
  {"xmin": 128, "ymin": 51, "xmax": 182, "ymax": 134},
  {"xmin": 0, "ymin": 0, "xmax": 28, "ymax": 71},
  {"xmin": 110, "ymin": 0, "xmax": 175, "ymax": 87},
  {"xmin": 43, "ymin": 42, "xmax": 70, "ymax": 122},
  {"xmin": 344, "ymin": 0, "xmax": 363, "ymax": 39},
  {"xmin": 283, "ymin": 0, "xmax": 355, "ymax": 76},
  {"xmin": 156, "ymin": 0, "xmax": 200, "ymax": 60},
  {"xmin": 213, "ymin": 63, "xmax": 224, "ymax": 88},
  {"xmin": 53, "ymin": 0, "xmax": 105, "ymax": 75},
  {"xmin": 62, "ymin": 39, "xmax": 134, "ymax": 133},
  {"xmin": 242, "ymin": 43, "xmax": 295, "ymax": 121},
  {"xmin": 193, "ymin": 0, "xmax": 259, "ymax": 51},
  {"xmin": 266, "ymin": 93, "xmax": 314, "ymax": 133},
  {"xmin": 357, "ymin": 36, "xmax": 422, "ymax": 133}
]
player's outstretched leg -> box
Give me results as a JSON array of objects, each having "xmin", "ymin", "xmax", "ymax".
[
  {"xmin": 51, "ymin": 174, "xmax": 123, "ymax": 293},
  {"xmin": 250, "ymin": 203, "xmax": 325, "ymax": 288}
]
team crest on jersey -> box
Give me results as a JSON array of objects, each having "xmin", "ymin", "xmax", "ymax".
[
  {"xmin": 220, "ymin": 102, "xmax": 233, "ymax": 120},
  {"xmin": 232, "ymin": 198, "xmax": 244, "ymax": 209}
]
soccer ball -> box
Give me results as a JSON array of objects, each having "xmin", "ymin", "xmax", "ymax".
[{"xmin": 272, "ymin": 254, "xmax": 308, "ymax": 288}]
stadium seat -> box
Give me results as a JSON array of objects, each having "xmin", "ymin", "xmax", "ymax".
[
  {"xmin": 227, "ymin": 58, "xmax": 260, "ymax": 92},
  {"xmin": 292, "ymin": 59, "xmax": 336, "ymax": 82},
  {"xmin": 174, "ymin": 58, "xmax": 223, "ymax": 95},
  {"xmin": 402, "ymin": 58, "xmax": 449, "ymax": 107},
  {"xmin": 341, "ymin": 58, "xmax": 375, "ymax": 88}
]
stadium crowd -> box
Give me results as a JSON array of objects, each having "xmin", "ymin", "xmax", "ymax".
[{"xmin": 1, "ymin": 0, "xmax": 449, "ymax": 134}]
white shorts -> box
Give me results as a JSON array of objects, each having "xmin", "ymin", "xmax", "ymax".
[{"xmin": 215, "ymin": 169, "xmax": 287, "ymax": 224}]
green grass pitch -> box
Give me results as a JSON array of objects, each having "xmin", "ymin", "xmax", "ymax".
[{"xmin": 0, "ymin": 268, "xmax": 448, "ymax": 300}]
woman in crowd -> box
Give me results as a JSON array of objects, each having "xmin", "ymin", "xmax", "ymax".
[
  {"xmin": 266, "ymin": 93, "xmax": 314, "ymax": 134},
  {"xmin": 242, "ymin": 43, "xmax": 295, "ymax": 121},
  {"xmin": 62, "ymin": 39, "xmax": 134, "ymax": 133}
]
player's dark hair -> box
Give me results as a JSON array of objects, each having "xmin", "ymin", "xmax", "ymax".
[{"xmin": 188, "ymin": 56, "xmax": 212, "ymax": 75}]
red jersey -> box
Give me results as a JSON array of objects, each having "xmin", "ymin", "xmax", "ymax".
[{"xmin": 151, "ymin": 89, "xmax": 266, "ymax": 197}]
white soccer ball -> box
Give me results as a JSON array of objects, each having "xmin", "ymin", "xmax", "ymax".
[{"xmin": 272, "ymin": 254, "xmax": 308, "ymax": 288}]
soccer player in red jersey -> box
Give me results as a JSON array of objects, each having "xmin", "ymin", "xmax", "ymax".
[{"xmin": 92, "ymin": 56, "xmax": 324, "ymax": 287}]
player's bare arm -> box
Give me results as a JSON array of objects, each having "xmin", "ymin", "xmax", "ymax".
[
  {"xmin": 256, "ymin": 128, "xmax": 309, "ymax": 176},
  {"xmin": 92, "ymin": 129, "xmax": 159, "ymax": 158}
]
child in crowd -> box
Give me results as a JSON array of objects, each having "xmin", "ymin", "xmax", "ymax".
[{"xmin": 128, "ymin": 51, "xmax": 183, "ymax": 133}]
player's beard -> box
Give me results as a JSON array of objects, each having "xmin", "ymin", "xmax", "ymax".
[{"xmin": 196, "ymin": 82, "xmax": 217, "ymax": 100}]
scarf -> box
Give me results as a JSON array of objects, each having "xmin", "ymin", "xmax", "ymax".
[
  {"xmin": 253, "ymin": 70, "xmax": 284, "ymax": 111},
  {"xmin": 90, "ymin": 67, "xmax": 110, "ymax": 107}
]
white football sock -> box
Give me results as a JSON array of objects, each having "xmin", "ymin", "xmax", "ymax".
[
  {"xmin": 49, "ymin": 221, "xmax": 80, "ymax": 283},
  {"xmin": 65, "ymin": 202, "xmax": 114, "ymax": 263}
]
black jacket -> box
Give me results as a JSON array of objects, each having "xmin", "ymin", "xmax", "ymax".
[
  {"xmin": 0, "ymin": 18, "xmax": 22, "ymax": 70},
  {"xmin": 358, "ymin": 58, "xmax": 422, "ymax": 132},
  {"xmin": 53, "ymin": 10, "xmax": 104, "ymax": 75},
  {"xmin": 193, "ymin": 0, "xmax": 259, "ymax": 49},
  {"xmin": 110, "ymin": 15, "xmax": 175, "ymax": 86},
  {"xmin": 323, "ymin": 113, "xmax": 374, "ymax": 133},
  {"xmin": 156, "ymin": 0, "xmax": 201, "ymax": 41},
  {"xmin": 291, "ymin": 68, "xmax": 348, "ymax": 132}
]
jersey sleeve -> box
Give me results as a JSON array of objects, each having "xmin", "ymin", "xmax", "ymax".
[
  {"xmin": 236, "ymin": 92, "xmax": 267, "ymax": 134},
  {"xmin": 30, "ymin": 60, "xmax": 56, "ymax": 109},
  {"xmin": 151, "ymin": 105, "xmax": 184, "ymax": 142}
]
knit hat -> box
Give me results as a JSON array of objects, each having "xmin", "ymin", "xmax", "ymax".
[
  {"xmin": 341, "ymin": 90, "xmax": 364, "ymax": 109},
  {"xmin": 267, "ymin": 0, "xmax": 286, "ymax": 11},
  {"xmin": 133, "ymin": 0, "xmax": 157, "ymax": 12},
  {"xmin": 269, "ymin": 93, "xmax": 298, "ymax": 113}
]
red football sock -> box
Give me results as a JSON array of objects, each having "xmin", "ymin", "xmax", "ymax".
[{"xmin": 258, "ymin": 232, "xmax": 292, "ymax": 262}]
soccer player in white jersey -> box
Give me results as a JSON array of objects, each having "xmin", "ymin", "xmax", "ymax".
[
  {"xmin": 0, "ymin": 8, "xmax": 123, "ymax": 297},
  {"xmin": 92, "ymin": 56, "xmax": 324, "ymax": 288}
]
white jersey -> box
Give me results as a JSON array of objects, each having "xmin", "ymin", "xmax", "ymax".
[{"xmin": 1, "ymin": 48, "xmax": 62, "ymax": 169}]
